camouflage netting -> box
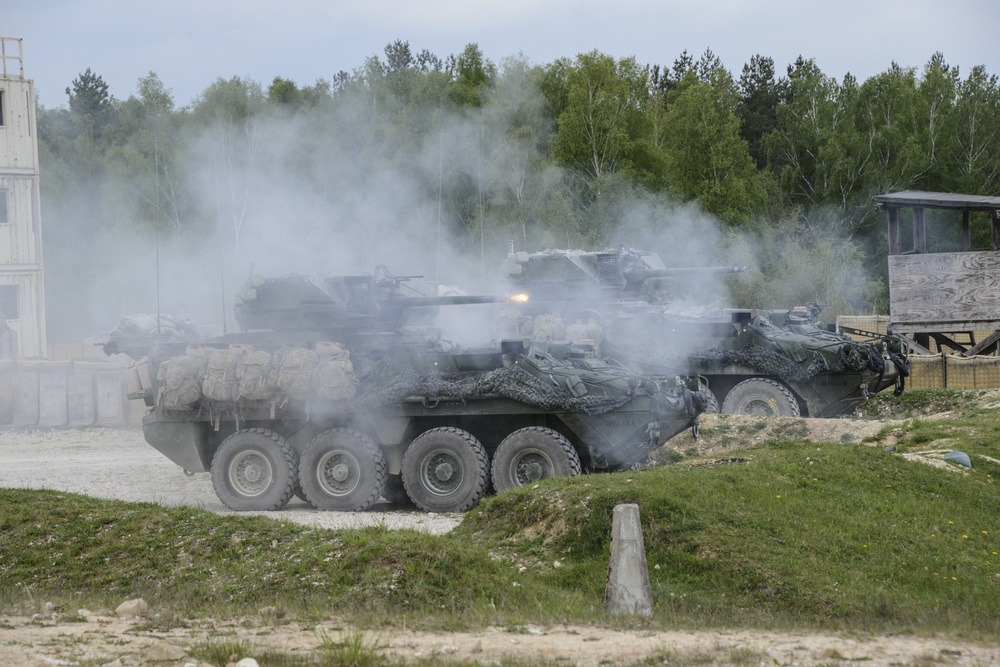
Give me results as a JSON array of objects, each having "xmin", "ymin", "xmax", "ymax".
[
  {"xmin": 613, "ymin": 340, "xmax": 884, "ymax": 384},
  {"xmin": 348, "ymin": 356, "xmax": 633, "ymax": 415}
]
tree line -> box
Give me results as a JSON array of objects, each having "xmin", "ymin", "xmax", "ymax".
[{"xmin": 35, "ymin": 42, "xmax": 1000, "ymax": 341}]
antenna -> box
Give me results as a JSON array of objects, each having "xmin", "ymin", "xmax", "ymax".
[
  {"xmin": 154, "ymin": 137, "xmax": 161, "ymax": 346},
  {"xmin": 213, "ymin": 143, "xmax": 227, "ymax": 334}
]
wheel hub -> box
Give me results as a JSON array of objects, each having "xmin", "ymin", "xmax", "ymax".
[
  {"xmin": 434, "ymin": 462, "xmax": 454, "ymax": 482},
  {"xmin": 243, "ymin": 462, "xmax": 263, "ymax": 484},
  {"xmin": 522, "ymin": 461, "xmax": 544, "ymax": 482},
  {"xmin": 331, "ymin": 463, "xmax": 350, "ymax": 483}
]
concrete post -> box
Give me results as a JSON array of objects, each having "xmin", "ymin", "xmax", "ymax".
[{"xmin": 605, "ymin": 503, "xmax": 652, "ymax": 616}]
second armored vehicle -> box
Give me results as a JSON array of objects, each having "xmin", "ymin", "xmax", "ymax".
[{"xmin": 499, "ymin": 247, "xmax": 910, "ymax": 418}]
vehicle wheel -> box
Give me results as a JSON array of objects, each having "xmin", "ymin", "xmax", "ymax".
[
  {"xmin": 299, "ymin": 428, "xmax": 387, "ymax": 511},
  {"xmin": 696, "ymin": 390, "xmax": 720, "ymax": 414},
  {"xmin": 491, "ymin": 427, "xmax": 582, "ymax": 493},
  {"xmin": 211, "ymin": 428, "xmax": 297, "ymax": 511},
  {"xmin": 401, "ymin": 427, "xmax": 489, "ymax": 513},
  {"xmin": 382, "ymin": 473, "xmax": 414, "ymax": 506},
  {"xmin": 721, "ymin": 378, "xmax": 801, "ymax": 417}
]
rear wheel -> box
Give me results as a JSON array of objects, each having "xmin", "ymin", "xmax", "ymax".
[
  {"xmin": 401, "ymin": 427, "xmax": 488, "ymax": 513},
  {"xmin": 721, "ymin": 378, "xmax": 800, "ymax": 417},
  {"xmin": 211, "ymin": 428, "xmax": 297, "ymax": 511},
  {"xmin": 299, "ymin": 428, "xmax": 386, "ymax": 511},
  {"xmin": 491, "ymin": 427, "xmax": 582, "ymax": 493}
]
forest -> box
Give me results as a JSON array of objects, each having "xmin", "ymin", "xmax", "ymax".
[{"xmin": 34, "ymin": 42, "xmax": 1000, "ymax": 342}]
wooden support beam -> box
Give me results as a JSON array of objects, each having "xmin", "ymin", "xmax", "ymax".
[
  {"xmin": 994, "ymin": 210, "xmax": 1000, "ymax": 250},
  {"xmin": 930, "ymin": 332, "xmax": 970, "ymax": 353},
  {"xmin": 887, "ymin": 207, "xmax": 901, "ymax": 255},
  {"xmin": 962, "ymin": 210, "xmax": 971, "ymax": 251},
  {"xmin": 964, "ymin": 330, "xmax": 1000, "ymax": 357},
  {"xmin": 913, "ymin": 207, "xmax": 926, "ymax": 253}
]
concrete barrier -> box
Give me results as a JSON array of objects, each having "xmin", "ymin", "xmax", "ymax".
[
  {"xmin": 0, "ymin": 358, "xmax": 130, "ymax": 428},
  {"xmin": 605, "ymin": 503, "xmax": 652, "ymax": 616}
]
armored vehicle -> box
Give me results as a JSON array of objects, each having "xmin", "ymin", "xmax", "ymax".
[
  {"xmin": 499, "ymin": 247, "xmax": 910, "ymax": 418},
  {"xmin": 108, "ymin": 267, "xmax": 707, "ymax": 513}
]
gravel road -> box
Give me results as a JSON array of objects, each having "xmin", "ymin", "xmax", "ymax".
[{"xmin": 0, "ymin": 426, "xmax": 462, "ymax": 534}]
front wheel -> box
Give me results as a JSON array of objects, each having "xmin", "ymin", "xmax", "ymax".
[
  {"xmin": 401, "ymin": 427, "xmax": 488, "ymax": 513},
  {"xmin": 491, "ymin": 427, "xmax": 581, "ymax": 493},
  {"xmin": 721, "ymin": 378, "xmax": 801, "ymax": 417},
  {"xmin": 299, "ymin": 428, "xmax": 387, "ymax": 511},
  {"xmin": 211, "ymin": 428, "xmax": 297, "ymax": 511}
]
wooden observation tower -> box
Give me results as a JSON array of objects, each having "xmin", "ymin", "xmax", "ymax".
[{"xmin": 875, "ymin": 190, "xmax": 1000, "ymax": 356}]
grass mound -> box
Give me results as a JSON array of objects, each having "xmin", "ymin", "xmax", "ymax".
[{"xmin": 1, "ymin": 389, "xmax": 997, "ymax": 638}]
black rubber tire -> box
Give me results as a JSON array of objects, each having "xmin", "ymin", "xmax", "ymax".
[
  {"xmin": 491, "ymin": 426, "xmax": 582, "ymax": 493},
  {"xmin": 696, "ymin": 390, "xmax": 721, "ymax": 414},
  {"xmin": 721, "ymin": 378, "xmax": 801, "ymax": 417},
  {"xmin": 401, "ymin": 427, "xmax": 489, "ymax": 513},
  {"xmin": 382, "ymin": 473, "xmax": 414, "ymax": 506},
  {"xmin": 211, "ymin": 428, "xmax": 297, "ymax": 511},
  {"xmin": 299, "ymin": 428, "xmax": 387, "ymax": 511}
]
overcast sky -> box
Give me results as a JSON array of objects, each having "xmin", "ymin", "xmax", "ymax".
[{"xmin": 7, "ymin": 0, "xmax": 1000, "ymax": 110}]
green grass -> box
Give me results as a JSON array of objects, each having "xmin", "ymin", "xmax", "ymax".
[{"xmin": 1, "ymin": 389, "xmax": 998, "ymax": 648}]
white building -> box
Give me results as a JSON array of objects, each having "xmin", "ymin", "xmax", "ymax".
[{"xmin": 0, "ymin": 37, "xmax": 46, "ymax": 358}]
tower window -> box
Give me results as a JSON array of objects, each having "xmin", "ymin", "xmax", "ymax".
[
  {"xmin": 0, "ymin": 189, "xmax": 7, "ymax": 223},
  {"xmin": 0, "ymin": 285, "xmax": 17, "ymax": 319}
]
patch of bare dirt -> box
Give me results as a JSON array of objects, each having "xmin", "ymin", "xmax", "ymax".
[
  {"xmin": 1, "ymin": 611, "xmax": 998, "ymax": 666},
  {"xmin": 661, "ymin": 413, "xmax": 902, "ymax": 461}
]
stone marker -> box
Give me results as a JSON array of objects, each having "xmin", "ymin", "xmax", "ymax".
[{"xmin": 605, "ymin": 503, "xmax": 652, "ymax": 616}]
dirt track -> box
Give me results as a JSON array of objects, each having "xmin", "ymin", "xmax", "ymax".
[{"xmin": 0, "ymin": 425, "xmax": 461, "ymax": 534}]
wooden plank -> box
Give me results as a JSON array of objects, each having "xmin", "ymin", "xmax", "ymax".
[{"xmin": 889, "ymin": 250, "xmax": 1000, "ymax": 327}]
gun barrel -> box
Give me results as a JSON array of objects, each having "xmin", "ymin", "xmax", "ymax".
[
  {"xmin": 391, "ymin": 294, "xmax": 511, "ymax": 308},
  {"xmin": 625, "ymin": 266, "xmax": 748, "ymax": 282}
]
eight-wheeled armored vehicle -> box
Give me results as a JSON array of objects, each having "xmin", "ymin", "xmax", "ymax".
[
  {"xmin": 499, "ymin": 247, "xmax": 910, "ymax": 417},
  {"xmin": 107, "ymin": 267, "xmax": 707, "ymax": 513}
]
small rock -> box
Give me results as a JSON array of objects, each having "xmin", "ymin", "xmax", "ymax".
[
  {"xmin": 236, "ymin": 658, "xmax": 260, "ymax": 667},
  {"xmin": 944, "ymin": 451, "xmax": 972, "ymax": 468},
  {"xmin": 146, "ymin": 643, "xmax": 188, "ymax": 662},
  {"xmin": 115, "ymin": 598, "xmax": 149, "ymax": 617}
]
